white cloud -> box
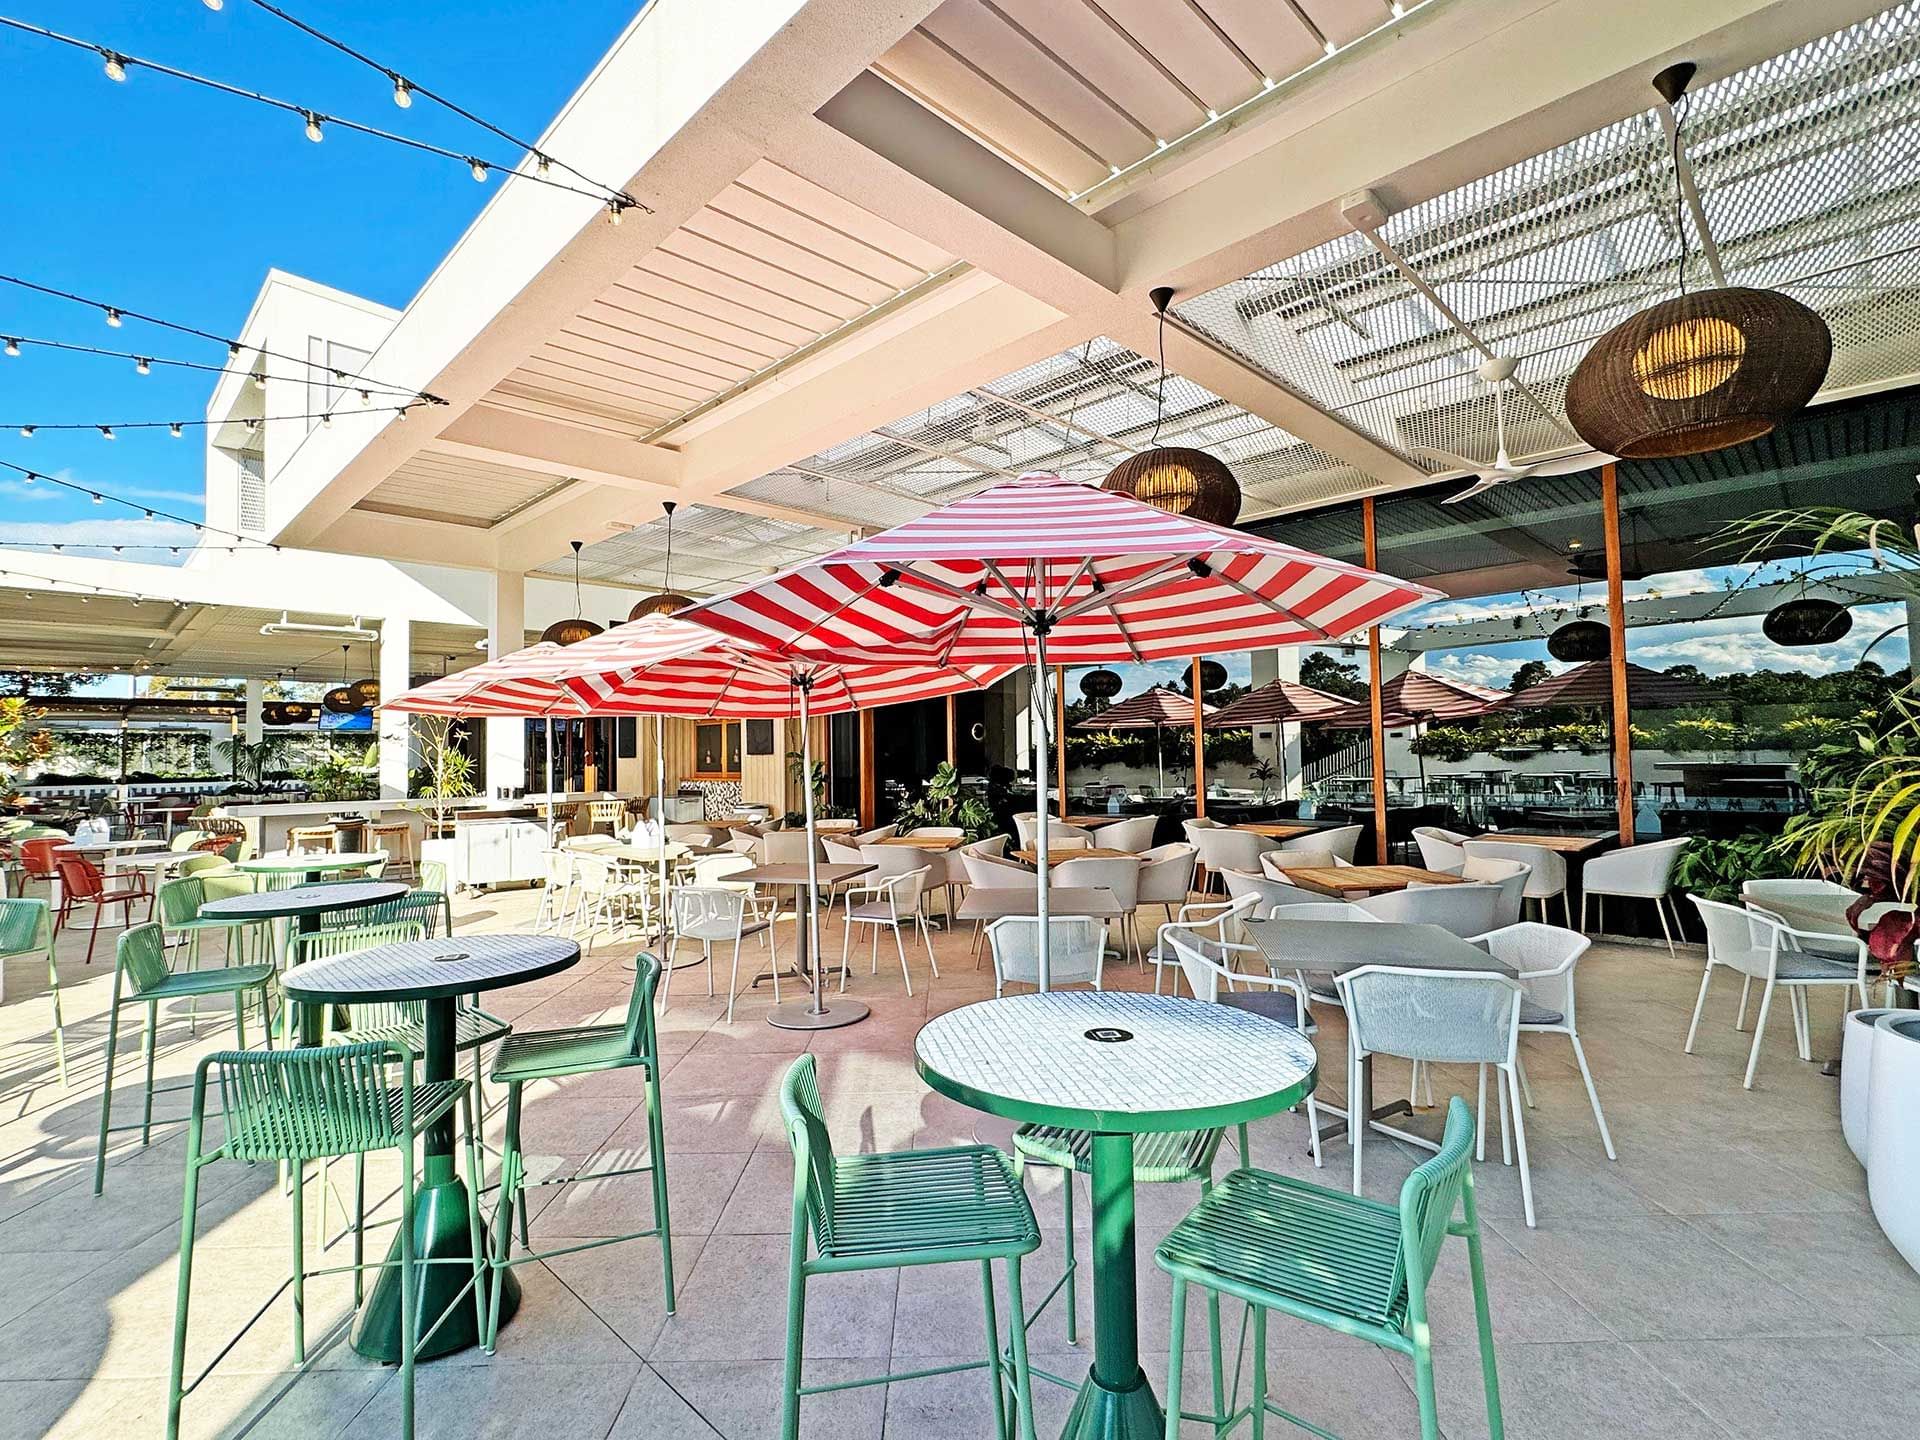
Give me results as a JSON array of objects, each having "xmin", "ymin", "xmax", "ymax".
[
  {"xmin": 1628, "ymin": 606, "xmax": 1909, "ymax": 676},
  {"xmin": 1423, "ymin": 651, "xmax": 1570, "ymax": 691},
  {"xmin": 0, "ymin": 515, "xmax": 202, "ymax": 561}
]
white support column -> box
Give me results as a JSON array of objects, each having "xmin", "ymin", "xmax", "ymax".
[
  {"xmin": 486, "ymin": 571, "xmax": 526, "ymax": 797},
  {"xmin": 243, "ymin": 677, "xmax": 264, "ymax": 745},
  {"xmin": 378, "ymin": 615, "xmax": 412, "ymax": 800}
]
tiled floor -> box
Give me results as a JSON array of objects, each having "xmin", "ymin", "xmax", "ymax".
[{"xmin": 1, "ymin": 882, "xmax": 1916, "ymax": 1439}]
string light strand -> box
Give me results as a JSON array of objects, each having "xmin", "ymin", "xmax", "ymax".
[
  {"xmin": 0, "ymin": 333, "xmax": 428, "ymax": 401},
  {"xmin": 5, "ymin": 404, "xmax": 414, "ymax": 438},
  {"xmin": 0, "ymin": 17, "xmax": 642, "ymax": 224},
  {"xmin": 0, "ymin": 459, "xmax": 277, "ymax": 550}
]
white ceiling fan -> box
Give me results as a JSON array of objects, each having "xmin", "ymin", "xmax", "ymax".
[{"xmin": 1420, "ymin": 357, "xmax": 1611, "ymax": 503}]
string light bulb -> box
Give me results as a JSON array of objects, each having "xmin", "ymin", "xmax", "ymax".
[
  {"xmin": 168, "ymin": 422, "xmax": 183, "ymax": 437},
  {"xmin": 3, "ymin": 338, "xmax": 18, "ymax": 357},
  {"xmin": 252, "ymin": 371, "xmax": 266, "ymax": 390},
  {"xmin": 90, "ymin": 491, "xmax": 103, "ymax": 503},
  {"xmin": 101, "ymin": 50, "xmax": 127, "ymax": 82},
  {"xmin": 303, "ymin": 111, "xmax": 324, "ymax": 143},
  {"xmin": 17, "ymin": 425, "xmax": 32, "ymax": 438},
  {"xmin": 104, "ymin": 307, "xmax": 123, "ymax": 327},
  {"xmin": 391, "ymin": 75, "xmax": 412, "ymax": 108},
  {"xmin": 606, "ymin": 199, "xmax": 624, "ymax": 227},
  {"xmin": 134, "ymin": 356, "xmax": 150, "ymax": 375},
  {"xmin": 468, "ymin": 157, "xmax": 488, "ymax": 182},
  {"xmin": 203, "ymin": 0, "xmax": 223, "ymax": 10},
  {"xmin": 99, "ymin": 426, "xmax": 114, "ymax": 441}
]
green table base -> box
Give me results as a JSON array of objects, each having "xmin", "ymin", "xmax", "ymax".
[
  {"xmin": 350, "ymin": 1176, "xmax": 518, "ymax": 1362},
  {"xmin": 1060, "ymin": 1365, "xmax": 1163, "ymax": 1439}
]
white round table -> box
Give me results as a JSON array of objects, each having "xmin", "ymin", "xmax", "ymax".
[{"xmin": 916, "ymin": 992, "xmax": 1317, "ymax": 1439}]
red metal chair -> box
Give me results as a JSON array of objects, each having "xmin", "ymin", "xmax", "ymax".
[
  {"xmin": 54, "ymin": 853, "xmax": 149, "ymax": 964},
  {"xmin": 17, "ymin": 838, "xmax": 71, "ymax": 895}
]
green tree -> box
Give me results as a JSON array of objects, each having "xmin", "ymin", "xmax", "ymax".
[
  {"xmin": 1301, "ymin": 651, "xmax": 1367, "ymax": 700},
  {"xmin": 1508, "ymin": 659, "xmax": 1552, "ymax": 692},
  {"xmin": 0, "ymin": 670, "xmax": 78, "ymax": 698}
]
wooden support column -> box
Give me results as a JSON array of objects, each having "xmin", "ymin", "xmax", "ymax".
[
  {"xmin": 1055, "ymin": 665, "xmax": 1070, "ymax": 819},
  {"xmin": 944, "ymin": 694, "xmax": 957, "ymax": 768},
  {"xmin": 858, "ymin": 708, "xmax": 876, "ymax": 828},
  {"xmin": 1364, "ymin": 499, "xmax": 1389, "ymax": 864},
  {"xmin": 1602, "ymin": 464, "xmax": 1635, "ymax": 844},
  {"xmin": 1191, "ymin": 657, "xmax": 1208, "ymax": 818}
]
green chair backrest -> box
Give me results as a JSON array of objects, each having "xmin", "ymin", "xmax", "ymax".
[
  {"xmin": 1394, "ymin": 1096, "xmax": 1476, "ymax": 1304},
  {"xmin": 618, "ymin": 952, "xmax": 663, "ymax": 1060},
  {"xmin": 0, "ymin": 897, "xmax": 50, "ymax": 955},
  {"xmin": 16, "ymin": 825, "xmax": 68, "ymax": 841},
  {"xmin": 780, "ymin": 1054, "xmax": 838, "ymax": 1251},
  {"xmin": 117, "ymin": 922, "xmax": 174, "ymax": 995},
  {"xmin": 420, "ymin": 859, "xmax": 448, "ymax": 894},
  {"xmin": 323, "ymin": 890, "xmax": 446, "ymax": 937},
  {"xmin": 169, "ymin": 829, "xmax": 208, "ymax": 853},
  {"xmin": 177, "ymin": 853, "xmax": 230, "ymax": 878},
  {"xmin": 202, "ymin": 872, "xmax": 256, "ymax": 904},
  {"xmin": 295, "ymin": 922, "xmax": 427, "ymax": 1029},
  {"xmin": 207, "ymin": 1041, "xmax": 414, "ymax": 1162},
  {"xmin": 156, "ymin": 876, "xmax": 206, "ymax": 927}
]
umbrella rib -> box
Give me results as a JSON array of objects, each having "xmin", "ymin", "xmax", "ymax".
[
  {"xmin": 1212, "ymin": 569, "xmax": 1340, "ymax": 641},
  {"xmin": 893, "ymin": 560, "xmax": 1030, "ymax": 623},
  {"xmin": 1053, "ymin": 557, "xmax": 1186, "ymax": 622}
]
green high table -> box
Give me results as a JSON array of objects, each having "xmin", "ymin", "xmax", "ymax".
[
  {"xmin": 281, "ymin": 931, "xmax": 580, "ymax": 1361},
  {"xmin": 915, "ymin": 991, "xmax": 1318, "ymax": 1439},
  {"xmin": 237, "ymin": 850, "xmax": 387, "ymax": 885}
]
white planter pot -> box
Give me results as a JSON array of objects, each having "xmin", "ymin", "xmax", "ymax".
[
  {"xmin": 419, "ymin": 837, "xmax": 459, "ymax": 890},
  {"xmin": 1842, "ymin": 1008, "xmax": 1900, "ymax": 1164},
  {"xmin": 1867, "ymin": 1012, "xmax": 1920, "ymax": 1274}
]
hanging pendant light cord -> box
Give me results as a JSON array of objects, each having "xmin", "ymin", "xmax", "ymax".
[
  {"xmin": 1672, "ymin": 92, "xmax": 1690, "ymax": 295},
  {"xmin": 1150, "ymin": 305, "xmax": 1168, "ymax": 446}
]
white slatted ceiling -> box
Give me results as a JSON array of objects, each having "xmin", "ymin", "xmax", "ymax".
[{"xmin": 355, "ymin": 450, "xmax": 574, "ymax": 528}]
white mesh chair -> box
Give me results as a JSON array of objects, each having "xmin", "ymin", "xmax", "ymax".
[
  {"xmin": 1054, "ymin": 853, "xmax": 1143, "ymax": 962},
  {"xmin": 987, "ymin": 915, "xmax": 1105, "ymax": 994},
  {"xmin": 1289, "ymin": 824, "xmax": 1363, "ymax": 862},
  {"xmin": 1099, "ymin": 815, "xmax": 1159, "ymax": 853},
  {"xmin": 1464, "ymin": 839, "xmax": 1569, "ymax": 925},
  {"xmin": 1740, "ymin": 877, "xmax": 1885, "ymax": 964},
  {"xmin": 852, "ymin": 824, "xmax": 897, "ymax": 846},
  {"xmin": 1358, "ymin": 882, "xmax": 1504, "ymax": 937},
  {"xmin": 1412, "ymin": 826, "xmax": 1471, "ymax": 871},
  {"xmin": 1190, "ymin": 827, "xmax": 1274, "ymax": 892},
  {"xmin": 1473, "ymin": 922, "xmax": 1614, "ymax": 1159},
  {"xmin": 1259, "ymin": 848, "xmax": 1335, "ymax": 877},
  {"xmin": 1180, "ymin": 816, "xmax": 1222, "ymax": 844},
  {"xmin": 1136, "ymin": 842, "xmax": 1197, "ymax": 927},
  {"xmin": 1336, "ymin": 964, "xmax": 1534, "ymax": 1225},
  {"xmin": 900, "ymin": 828, "xmax": 962, "ymax": 920},
  {"xmin": 763, "ymin": 828, "xmax": 822, "ymax": 866},
  {"xmin": 1013, "ymin": 815, "xmax": 1094, "ymax": 849},
  {"xmin": 1222, "ymin": 867, "xmax": 1323, "ymax": 914},
  {"xmin": 1582, "ymin": 837, "xmax": 1688, "ymax": 953},
  {"xmin": 960, "ymin": 851, "xmax": 1036, "ymax": 964},
  {"xmin": 1688, "ymin": 896, "xmax": 1870, "ymax": 1088},
  {"xmin": 1147, "ymin": 892, "xmax": 1258, "ymax": 994},
  {"xmin": 840, "ymin": 865, "xmax": 937, "ymax": 996},
  {"xmin": 570, "ymin": 852, "xmax": 652, "ymax": 955},
  {"xmin": 1459, "ymin": 856, "xmax": 1530, "ymax": 930},
  {"xmin": 822, "ymin": 837, "xmax": 868, "ymax": 919},
  {"xmin": 1163, "ymin": 922, "xmax": 1324, "ymax": 1166},
  {"xmin": 667, "ymin": 886, "xmax": 774, "ymax": 1021}
]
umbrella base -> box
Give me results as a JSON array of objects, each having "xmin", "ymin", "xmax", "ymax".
[{"xmin": 766, "ymin": 998, "xmax": 869, "ymax": 1030}]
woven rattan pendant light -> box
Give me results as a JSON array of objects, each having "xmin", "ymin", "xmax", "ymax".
[
  {"xmin": 1101, "ymin": 288, "xmax": 1242, "ymax": 527},
  {"xmin": 322, "ymin": 644, "xmax": 358, "ymax": 714},
  {"xmin": 542, "ymin": 540, "xmax": 605, "ymax": 646},
  {"xmin": 628, "ymin": 501, "xmax": 695, "ymax": 620},
  {"xmin": 1566, "ymin": 64, "xmax": 1830, "ymax": 460}
]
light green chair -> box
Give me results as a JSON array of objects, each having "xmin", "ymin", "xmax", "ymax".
[
  {"xmin": 1155, "ymin": 1097, "xmax": 1503, "ymax": 1440},
  {"xmin": 167, "ymin": 829, "xmax": 208, "ymax": 853},
  {"xmin": 157, "ymin": 875, "xmax": 268, "ymax": 970},
  {"xmin": 175, "ymin": 853, "xmax": 231, "ymax": 879},
  {"xmin": 779, "ymin": 1053, "xmax": 1041, "ymax": 1440},
  {"xmin": 321, "ymin": 887, "xmax": 453, "ymax": 939},
  {"xmin": 483, "ymin": 952, "xmax": 673, "ymax": 1349},
  {"xmin": 420, "ymin": 858, "xmax": 450, "ymax": 898},
  {"xmin": 0, "ymin": 898, "xmax": 63, "ymax": 1083},
  {"xmin": 93, "ymin": 923, "xmax": 275, "ymax": 1194},
  {"xmin": 167, "ymin": 1040, "xmax": 484, "ymax": 1440}
]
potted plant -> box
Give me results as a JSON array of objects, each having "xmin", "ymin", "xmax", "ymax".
[
  {"xmin": 896, "ymin": 761, "xmax": 995, "ymax": 841},
  {"xmin": 1249, "ymin": 758, "xmax": 1276, "ymax": 802},
  {"xmin": 411, "ymin": 716, "xmax": 474, "ymax": 880}
]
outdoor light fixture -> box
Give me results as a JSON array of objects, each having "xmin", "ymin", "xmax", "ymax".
[
  {"xmin": 1080, "ymin": 668, "xmax": 1122, "ymax": 701},
  {"xmin": 1565, "ymin": 64, "xmax": 1830, "ymax": 459},
  {"xmin": 541, "ymin": 540, "xmax": 604, "ymax": 645},
  {"xmin": 1763, "ymin": 596, "xmax": 1852, "ymax": 646},
  {"xmin": 1102, "ymin": 288, "xmax": 1242, "ymax": 527},
  {"xmin": 322, "ymin": 645, "xmax": 358, "ymax": 714},
  {"xmin": 1547, "ymin": 620, "xmax": 1610, "ymax": 662},
  {"xmin": 1197, "ymin": 659, "xmax": 1229, "ymax": 692},
  {"xmin": 627, "ymin": 501, "xmax": 695, "ymax": 619},
  {"xmin": 348, "ymin": 641, "xmax": 379, "ymax": 708}
]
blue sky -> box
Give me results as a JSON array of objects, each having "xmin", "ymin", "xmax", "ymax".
[{"xmin": 0, "ymin": 1, "xmax": 639, "ymax": 557}]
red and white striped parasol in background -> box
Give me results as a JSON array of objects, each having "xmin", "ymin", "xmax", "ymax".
[{"xmin": 683, "ymin": 474, "xmax": 1440, "ymax": 982}]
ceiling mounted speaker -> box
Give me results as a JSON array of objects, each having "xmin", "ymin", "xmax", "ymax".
[
  {"xmin": 1102, "ymin": 447, "xmax": 1242, "ymax": 527},
  {"xmin": 1547, "ymin": 620, "xmax": 1611, "ymax": 663},
  {"xmin": 540, "ymin": 617, "xmax": 603, "ymax": 646},
  {"xmin": 628, "ymin": 592, "xmax": 694, "ymax": 621},
  {"xmin": 1080, "ymin": 668, "xmax": 1123, "ymax": 700},
  {"xmin": 322, "ymin": 685, "xmax": 358, "ymax": 714},
  {"xmin": 1197, "ymin": 660, "xmax": 1229, "ymax": 692},
  {"xmin": 1565, "ymin": 287, "xmax": 1830, "ymax": 459},
  {"xmin": 1763, "ymin": 597, "xmax": 1851, "ymax": 647}
]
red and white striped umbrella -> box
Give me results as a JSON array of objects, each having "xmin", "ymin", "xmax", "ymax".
[{"xmin": 683, "ymin": 474, "xmax": 1438, "ymax": 664}]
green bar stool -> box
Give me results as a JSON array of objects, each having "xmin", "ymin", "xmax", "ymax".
[
  {"xmin": 321, "ymin": 887, "xmax": 454, "ymax": 939},
  {"xmin": 167, "ymin": 1040, "xmax": 486, "ymax": 1440},
  {"xmin": 1154, "ymin": 1097, "xmax": 1504, "ymax": 1440},
  {"xmin": 780, "ymin": 1053, "xmax": 1042, "ymax": 1440},
  {"xmin": 483, "ymin": 952, "xmax": 673, "ymax": 1350},
  {"xmin": 93, "ymin": 922, "xmax": 276, "ymax": 1194},
  {"xmin": 0, "ymin": 897, "xmax": 62, "ymax": 1084}
]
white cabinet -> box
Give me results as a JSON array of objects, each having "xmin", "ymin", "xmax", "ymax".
[{"xmin": 456, "ymin": 819, "xmax": 546, "ymax": 890}]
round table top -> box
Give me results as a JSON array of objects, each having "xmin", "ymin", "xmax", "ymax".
[
  {"xmin": 239, "ymin": 851, "xmax": 385, "ymax": 874},
  {"xmin": 915, "ymin": 991, "xmax": 1317, "ymax": 1134},
  {"xmin": 201, "ymin": 880, "xmax": 407, "ymax": 922},
  {"xmin": 283, "ymin": 932, "xmax": 579, "ymax": 1005}
]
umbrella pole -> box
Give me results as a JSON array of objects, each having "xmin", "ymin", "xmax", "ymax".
[
  {"xmin": 545, "ymin": 719, "xmax": 555, "ymax": 837},
  {"xmin": 767, "ymin": 679, "xmax": 867, "ymax": 1029},
  {"xmin": 1034, "ymin": 628, "xmax": 1051, "ymax": 991},
  {"xmin": 1155, "ymin": 723, "xmax": 1163, "ymax": 795},
  {"xmin": 654, "ymin": 713, "xmax": 669, "ymax": 951}
]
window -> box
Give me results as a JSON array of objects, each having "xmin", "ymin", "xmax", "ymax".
[
  {"xmin": 694, "ymin": 721, "xmax": 741, "ymax": 778},
  {"xmin": 616, "ymin": 717, "xmax": 638, "ymax": 759}
]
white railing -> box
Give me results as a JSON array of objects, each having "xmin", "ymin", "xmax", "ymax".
[{"xmin": 1303, "ymin": 735, "xmax": 1372, "ymax": 788}]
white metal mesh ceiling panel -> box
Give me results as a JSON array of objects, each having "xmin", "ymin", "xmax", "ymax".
[
  {"xmin": 1173, "ymin": 2, "xmax": 1920, "ymax": 478},
  {"xmin": 540, "ymin": 504, "xmax": 845, "ymax": 594}
]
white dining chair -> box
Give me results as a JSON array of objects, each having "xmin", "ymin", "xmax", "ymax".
[
  {"xmin": 987, "ymin": 915, "xmax": 1106, "ymax": 993},
  {"xmin": 1135, "ymin": 842, "xmax": 1197, "ymax": 928},
  {"xmin": 1358, "ymin": 882, "xmax": 1504, "ymax": 937},
  {"xmin": 822, "ymin": 837, "xmax": 868, "ymax": 920},
  {"xmin": 1190, "ymin": 827, "xmax": 1274, "ymax": 892},
  {"xmin": 1054, "ymin": 853, "xmax": 1143, "ymax": 962},
  {"xmin": 852, "ymin": 823, "xmax": 897, "ymax": 846},
  {"xmin": 1336, "ymin": 964, "xmax": 1535, "ymax": 1225},
  {"xmin": 1412, "ymin": 825, "xmax": 1471, "ymax": 871},
  {"xmin": 1098, "ymin": 815, "xmax": 1160, "ymax": 853},
  {"xmin": 1472, "ymin": 922, "xmax": 1615, "ymax": 1159},
  {"xmin": 1457, "ymin": 855, "xmax": 1530, "ymax": 930},
  {"xmin": 1688, "ymin": 896, "xmax": 1870, "ymax": 1088},
  {"xmin": 1582, "ymin": 837, "xmax": 1689, "ymax": 953},
  {"xmin": 1463, "ymin": 839, "xmax": 1569, "ymax": 925},
  {"xmin": 763, "ymin": 828, "xmax": 823, "ymax": 866},
  {"xmin": 1221, "ymin": 867, "xmax": 1323, "ymax": 913},
  {"xmin": 960, "ymin": 851, "xmax": 1037, "ymax": 963},
  {"xmin": 1146, "ymin": 892, "xmax": 1259, "ymax": 995},
  {"xmin": 900, "ymin": 827, "xmax": 963, "ymax": 920},
  {"xmin": 1258, "ymin": 848, "xmax": 1336, "ymax": 877},
  {"xmin": 667, "ymin": 885, "xmax": 775, "ymax": 1021},
  {"xmin": 1288, "ymin": 824, "xmax": 1363, "ymax": 862},
  {"xmin": 840, "ymin": 865, "xmax": 938, "ymax": 996}
]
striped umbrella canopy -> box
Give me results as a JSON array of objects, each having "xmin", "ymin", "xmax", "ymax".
[
  {"xmin": 1318, "ymin": 669, "xmax": 1509, "ymax": 728},
  {"xmin": 1507, "ymin": 659, "xmax": 1716, "ymax": 710},
  {"xmin": 1073, "ymin": 684, "xmax": 1211, "ymax": 730},
  {"xmin": 681, "ymin": 472, "xmax": 1437, "ymax": 984},
  {"xmin": 1202, "ymin": 677, "xmax": 1349, "ymax": 730}
]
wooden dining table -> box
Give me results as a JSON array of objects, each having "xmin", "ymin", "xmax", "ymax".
[
  {"xmin": 1471, "ymin": 830, "xmax": 1614, "ymax": 854},
  {"xmin": 1232, "ymin": 821, "xmax": 1331, "ymax": 840},
  {"xmin": 1011, "ymin": 846, "xmax": 1136, "ymax": 863},
  {"xmin": 870, "ymin": 834, "xmax": 967, "ymax": 851},
  {"xmin": 1279, "ymin": 864, "xmax": 1464, "ymax": 896}
]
